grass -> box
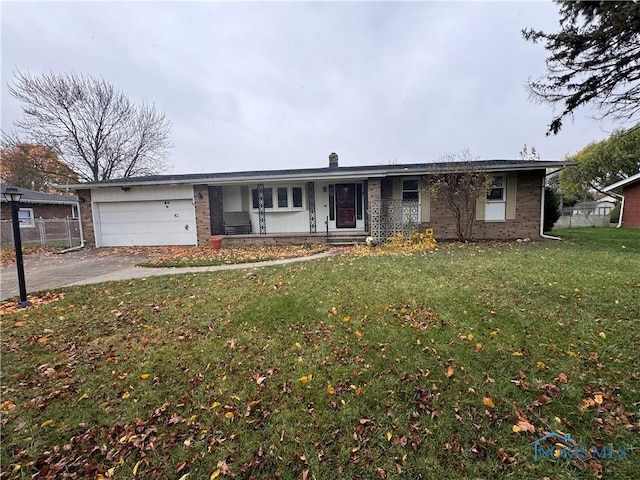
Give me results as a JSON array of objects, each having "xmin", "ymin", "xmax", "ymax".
[
  {"xmin": 1, "ymin": 228, "xmax": 638, "ymax": 479},
  {"xmin": 136, "ymin": 244, "xmax": 329, "ymax": 268}
]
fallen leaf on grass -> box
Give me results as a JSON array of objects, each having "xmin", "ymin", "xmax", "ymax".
[
  {"xmin": 445, "ymin": 367, "xmax": 454, "ymax": 378},
  {"xmin": 0, "ymin": 292, "xmax": 64, "ymax": 314},
  {"xmin": 512, "ymin": 419, "xmax": 535, "ymax": 433},
  {"xmin": 0, "ymin": 400, "xmax": 16, "ymax": 411},
  {"xmin": 482, "ymin": 397, "xmax": 495, "ymax": 409},
  {"xmin": 299, "ymin": 374, "xmax": 312, "ymax": 384}
]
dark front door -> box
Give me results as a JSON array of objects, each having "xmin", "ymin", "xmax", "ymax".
[{"xmin": 335, "ymin": 183, "xmax": 356, "ymax": 228}]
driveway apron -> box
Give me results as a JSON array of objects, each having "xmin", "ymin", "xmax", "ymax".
[{"xmin": 1, "ymin": 249, "xmax": 333, "ymax": 301}]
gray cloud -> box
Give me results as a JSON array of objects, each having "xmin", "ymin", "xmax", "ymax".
[{"xmin": 1, "ymin": 1, "xmax": 623, "ymax": 174}]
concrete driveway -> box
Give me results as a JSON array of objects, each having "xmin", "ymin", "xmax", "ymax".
[
  {"xmin": 0, "ymin": 249, "xmax": 161, "ymax": 301},
  {"xmin": 0, "ymin": 248, "xmax": 333, "ymax": 302}
]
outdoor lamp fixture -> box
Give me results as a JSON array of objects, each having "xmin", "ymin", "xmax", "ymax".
[{"xmin": 3, "ymin": 187, "xmax": 31, "ymax": 308}]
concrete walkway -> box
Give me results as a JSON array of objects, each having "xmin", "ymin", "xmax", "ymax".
[
  {"xmin": 0, "ymin": 249, "xmax": 334, "ymax": 301},
  {"xmin": 63, "ymin": 251, "xmax": 334, "ymax": 284}
]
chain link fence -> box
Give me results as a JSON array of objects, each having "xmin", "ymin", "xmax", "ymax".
[
  {"xmin": 554, "ymin": 199, "xmax": 615, "ymax": 229},
  {"xmin": 1, "ymin": 218, "xmax": 81, "ymax": 249}
]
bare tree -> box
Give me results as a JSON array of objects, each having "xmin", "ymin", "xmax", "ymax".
[
  {"xmin": 427, "ymin": 151, "xmax": 492, "ymax": 242},
  {"xmin": 7, "ymin": 71, "xmax": 172, "ymax": 182}
]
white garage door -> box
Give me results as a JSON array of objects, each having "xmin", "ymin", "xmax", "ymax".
[{"xmin": 95, "ymin": 199, "xmax": 197, "ymax": 246}]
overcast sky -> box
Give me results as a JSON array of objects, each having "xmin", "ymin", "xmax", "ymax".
[{"xmin": 0, "ymin": 1, "xmax": 623, "ymax": 174}]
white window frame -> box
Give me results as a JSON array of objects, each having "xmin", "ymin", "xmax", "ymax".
[
  {"xmin": 486, "ymin": 176, "xmax": 505, "ymax": 202},
  {"xmin": 251, "ymin": 185, "xmax": 305, "ymax": 212},
  {"xmin": 18, "ymin": 208, "xmax": 35, "ymax": 228},
  {"xmin": 402, "ymin": 178, "xmax": 420, "ymax": 202},
  {"xmin": 485, "ymin": 176, "xmax": 506, "ymax": 221}
]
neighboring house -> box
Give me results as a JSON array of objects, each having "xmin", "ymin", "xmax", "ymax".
[
  {"xmin": 61, "ymin": 156, "xmax": 574, "ymax": 247},
  {"xmin": 604, "ymin": 172, "xmax": 640, "ymax": 228},
  {"xmin": 1, "ymin": 185, "xmax": 79, "ymax": 245},
  {"xmin": 570, "ymin": 197, "xmax": 616, "ymax": 217}
]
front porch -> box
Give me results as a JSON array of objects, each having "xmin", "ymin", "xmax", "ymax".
[
  {"xmin": 218, "ymin": 231, "xmax": 370, "ymax": 247},
  {"xmin": 198, "ymin": 180, "xmax": 425, "ymax": 247}
]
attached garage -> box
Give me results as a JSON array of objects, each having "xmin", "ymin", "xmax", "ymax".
[{"xmin": 91, "ymin": 186, "xmax": 197, "ymax": 247}]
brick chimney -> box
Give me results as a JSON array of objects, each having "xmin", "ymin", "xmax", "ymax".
[{"xmin": 329, "ymin": 152, "xmax": 339, "ymax": 168}]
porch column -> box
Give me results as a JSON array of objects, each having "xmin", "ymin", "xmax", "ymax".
[
  {"xmin": 257, "ymin": 183, "xmax": 267, "ymax": 234},
  {"xmin": 368, "ymin": 179, "xmax": 382, "ymax": 242},
  {"xmin": 308, "ymin": 181, "xmax": 316, "ymax": 233},
  {"xmin": 207, "ymin": 186, "xmax": 224, "ymax": 236}
]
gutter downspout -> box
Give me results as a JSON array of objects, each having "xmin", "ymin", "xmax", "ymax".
[
  {"xmin": 540, "ymin": 168, "xmax": 565, "ymax": 241},
  {"xmin": 606, "ymin": 192, "xmax": 624, "ymax": 228},
  {"xmin": 59, "ymin": 201, "xmax": 85, "ymax": 253}
]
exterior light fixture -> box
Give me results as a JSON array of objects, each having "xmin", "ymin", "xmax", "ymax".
[{"xmin": 2, "ymin": 187, "xmax": 31, "ymax": 308}]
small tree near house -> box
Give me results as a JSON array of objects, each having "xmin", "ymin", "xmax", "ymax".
[{"xmin": 428, "ymin": 151, "xmax": 492, "ymax": 242}]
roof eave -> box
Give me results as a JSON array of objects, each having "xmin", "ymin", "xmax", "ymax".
[
  {"xmin": 58, "ymin": 161, "xmax": 577, "ymax": 189},
  {"xmin": 603, "ymin": 172, "xmax": 640, "ymax": 193}
]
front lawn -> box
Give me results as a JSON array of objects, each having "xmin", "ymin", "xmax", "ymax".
[
  {"xmin": 137, "ymin": 244, "xmax": 328, "ymax": 268},
  {"xmin": 1, "ymin": 228, "xmax": 638, "ymax": 479}
]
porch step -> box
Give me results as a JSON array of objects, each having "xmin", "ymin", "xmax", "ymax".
[{"xmin": 325, "ymin": 233, "xmax": 369, "ymax": 246}]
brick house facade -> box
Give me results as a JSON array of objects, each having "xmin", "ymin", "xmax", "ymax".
[
  {"xmin": 622, "ymin": 182, "xmax": 640, "ymax": 227},
  {"xmin": 1, "ymin": 186, "xmax": 79, "ymax": 246},
  {"xmin": 63, "ymin": 158, "xmax": 573, "ymax": 247},
  {"xmin": 604, "ymin": 172, "xmax": 640, "ymax": 228}
]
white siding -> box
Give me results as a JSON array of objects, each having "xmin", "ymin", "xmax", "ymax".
[
  {"xmin": 249, "ymin": 211, "xmax": 311, "ymax": 233},
  {"xmin": 222, "ymin": 186, "xmax": 243, "ymax": 211},
  {"xmin": 315, "ymin": 182, "xmax": 330, "ymax": 230},
  {"xmin": 92, "ymin": 185, "xmax": 194, "ymax": 203},
  {"xmin": 484, "ymin": 202, "xmax": 506, "ymax": 221}
]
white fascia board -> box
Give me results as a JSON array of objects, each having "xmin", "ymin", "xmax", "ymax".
[
  {"xmin": 57, "ymin": 161, "xmax": 577, "ymax": 189},
  {"xmin": 603, "ymin": 171, "xmax": 640, "ymax": 192}
]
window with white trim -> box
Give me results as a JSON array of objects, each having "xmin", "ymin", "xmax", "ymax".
[
  {"xmin": 485, "ymin": 176, "xmax": 506, "ymax": 221},
  {"xmin": 18, "ymin": 208, "xmax": 35, "ymax": 227},
  {"xmin": 251, "ymin": 186, "xmax": 304, "ymax": 211},
  {"xmin": 252, "ymin": 187, "xmax": 273, "ymax": 209},
  {"xmin": 486, "ymin": 176, "xmax": 504, "ymax": 201},
  {"xmin": 402, "ymin": 179, "xmax": 420, "ymax": 201}
]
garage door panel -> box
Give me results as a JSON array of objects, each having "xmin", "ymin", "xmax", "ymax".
[{"xmin": 95, "ymin": 200, "xmax": 197, "ymax": 246}]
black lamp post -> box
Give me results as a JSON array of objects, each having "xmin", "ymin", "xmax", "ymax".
[{"xmin": 3, "ymin": 187, "xmax": 31, "ymax": 308}]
